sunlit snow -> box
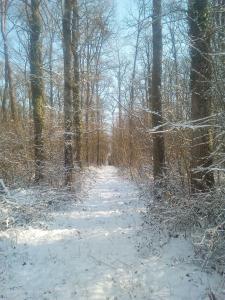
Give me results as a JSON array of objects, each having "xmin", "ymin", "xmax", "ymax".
[{"xmin": 0, "ymin": 167, "xmax": 223, "ymax": 299}]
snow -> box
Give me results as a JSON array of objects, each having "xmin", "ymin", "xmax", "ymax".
[{"xmin": 0, "ymin": 166, "xmax": 224, "ymax": 299}]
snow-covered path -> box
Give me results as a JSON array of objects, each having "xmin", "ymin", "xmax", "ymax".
[{"xmin": 1, "ymin": 166, "xmax": 223, "ymax": 299}]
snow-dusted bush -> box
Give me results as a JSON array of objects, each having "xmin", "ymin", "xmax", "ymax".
[{"xmin": 143, "ymin": 180, "xmax": 225, "ymax": 274}]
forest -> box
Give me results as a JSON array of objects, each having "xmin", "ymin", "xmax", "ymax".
[{"xmin": 1, "ymin": 0, "xmax": 225, "ymax": 299}]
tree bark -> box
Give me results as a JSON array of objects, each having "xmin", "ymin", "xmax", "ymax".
[
  {"xmin": 63, "ymin": 0, "xmax": 74, "ymax": 186},
  {"xmin": 151, "ymin": 0, "xmax": 165, "ymax": 181},
  {"xmin": 189, "ymin": 0, "xmax": 214, "ymax": 192},
  {"xmin": 2, "ymin": 61, "xmax": 8, "ymax": 122},
  {"xmin": 0, "ymin": 0, "xmax": 16, "ymax": 121},
  {"xmin": 85, "ymin": 44, "xmax": 90, "ymax": 165},
  {"xmin": 29, "ymin": 0, "xmax": 45, "ymax": 182},
  {"xmin": 129, "ymin": 7, "xmax": 142, "ymax": 167},
  {"xmin": 96, "ymin": 82, "xmax": 101, "ymax": 166},
  {"xmin": 72, "ymin": 0, "xmax": 82, "ymax": 168},
  {"xmin": 49, "ymin": 31, "xmax": 55, "ymax": 110}
]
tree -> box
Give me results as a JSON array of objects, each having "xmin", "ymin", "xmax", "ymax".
[
  {"xmin": 129, "ymin": 3, "xmax": 142, "ymax": 167},
  {"xmin": 0, "ymin": 0, "xmax": 16, "ymax": 121},
  {"xmin": 29, "ymin": 0, "xmax": 45, "ymax": 182},
  {"xmin": 151, "ymin": 0, "xmax": 165, "ymax": 181},
  {"xmin": 63, "ymin": 0, "xmax": 74, "ymax": 186},
  {"xmin": 72, "ymin": 0, "xmax": 82, "ymax": 168},
  {"xmin": 189, "ymin": 0, "xmax": 214, "ymax": 192}
]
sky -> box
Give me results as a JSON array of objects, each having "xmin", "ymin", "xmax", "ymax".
[{"xmin": 116, "ymin": 0, "xmax": 132, "ymax": 23}]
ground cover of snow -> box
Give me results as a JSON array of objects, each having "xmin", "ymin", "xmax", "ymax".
[{"xmin": 0, "ymin": 166, "xmax": 224, "ymax": 299}]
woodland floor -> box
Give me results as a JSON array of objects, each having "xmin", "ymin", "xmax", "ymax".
[{"xmin": 0, "ymin": 166, "xmax": 224, "ymax": 299}]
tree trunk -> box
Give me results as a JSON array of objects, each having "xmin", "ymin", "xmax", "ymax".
[
  {"xmin": 29, "ymin": 0, "xmax": 45, "ymax": 182},
  {"xmin": 72, "ymin": 0, "xmax": 82, "ymax": 168},
  {"xmin": 85, "ymin": 45, "xmax": 90, "ymax": 165},
  {"xmin": 96, "ymin": 83, "xmax": 101, "ymax": 166},
  {"xmin": 129, "ymin": 10, "xmax": 141, "ymax": 167},
  {"xmin": 0, "ymin": 0, "xmax": 16, "ymax": 121},
  {"xmin": 189, "ymin": 0, "xmax": 214, "ymax": 192},
  {"xmin": 151, "ymin": 0, "xmax": 165, "ymax": 181},
  {"xmin": 63, "ymin": 0, "xmax": 73, "ymax": 186},
  {"xmin": 49, "ymin": 31, "xmax": 55, "ymax": 110},
  {"xmin": 2, "ymin": 64, "xmax": 8, "ymax": 122}
]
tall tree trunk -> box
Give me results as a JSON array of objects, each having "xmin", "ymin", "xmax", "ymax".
[
  {"xmin": 129, "ymin": 10, "xmax": 141, "ymax": 167},
  {"xmin": 189, "ymin": 0, "xmax": 214, "ymax": 192},
  {"xmin": 96, "ymin": 83, "xmax": 101, "ymax": 166},
  {"xmin": 29, "ymin": 0, "xmax": 45, "ymax": 182},
  {"xmin": 63, "ymin": 0, "xmax": 74, "ymax": 186},
  {"xmin": 151, "ymin": 0, "xmax": 165, "ymax": 181},
  {"xmin": 118, "ymin": 68, "xmax": 122, "ymax": 130},
  {"xmin": 168, "ymin": 24, "xmax": 180, "ymax": 119},
  {"xmin": 85, "ymin": 44, "xmax": 90, "ymax": 164},
  {"xmin": 49, "ymin": 31, "xmax": 55, "ymax": 110},
  {"xmin": 72, "ymin": 0, "xmax": 82, "ymax": 168},
  {"xmin": 0, "ymin": 0, "xmax": 16, "ymax": 121},
  {"xmin": 2, "ymin": 64, "xmax": 8, "ymax": 122},
  {"xmin": 94, "ymin": 38, "xmax": 103, "ymax": 167},
  {"xmin": 145, "ymin": 39, "xmax": 151, "ymax": 127}
]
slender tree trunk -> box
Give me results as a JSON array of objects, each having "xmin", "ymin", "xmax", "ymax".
[
  {"xmin": 116, "ymin": 49, "xmax": 126, "ymax": 142},
  {"xmin": 29, "ymin": 0, "xmax": 45, "ymax": 182},
  {"xmin": 85, "ymin": 45, "xmax": 90, "ymax": 164},
  {"xmin": 0, "ymin": 0, "xmax": 16, "ymax": 121},
  {"xmin": 6, "ymin": 45, "xmax": 16, "ymax": 120},
  {"xmin": 63, "ymin": 0, "xmax": 73, "ymax": 186},
  {"xmin": 2, "ymin": 64, "xmax": 8, "ymax": 122},
  {"xmin": 189, "ymin": 0, "xmax": 214, "ymax": 192},
  {"xmin": 94, "ymin": 39, "xmax": 103, "ymax": 166},
  {"xmin": 169, "ymin": 24, "xmax": 180, "ymax": 119},
  {"xmin": 49, "ymin": 31, "xmax": 54, "ymax": 110},
  {"xmin": 96, "ymin": 83, "xmax": 101, "ymax": 166},
  {"xmin": 129, "ymin": 16, "xmax": 141, "ymax": 167},
  {"xmin": 72, "ymin": 0, "xmax": 82, "ymax": 168},
  {"xmin": 146, "ymin": 40, "xmax": 151, "ymax": 127},
  {"xmin": 151, "ymin": 0, "xmax": 165, "ymax": 181},
  {"xmin": 118, "ymin": 72, "xmax": 122, "ymax": 129}
]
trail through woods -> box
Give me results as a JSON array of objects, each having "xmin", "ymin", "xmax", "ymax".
[{"xmin": 0, "ymin": 167, "xmax": 224, "ymax": 299}]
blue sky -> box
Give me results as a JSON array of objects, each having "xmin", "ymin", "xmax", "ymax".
[{"xmin": 116, "ymin": 0, "xmax": 132, "ymax": 22}]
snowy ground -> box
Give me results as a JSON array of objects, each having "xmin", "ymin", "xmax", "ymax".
[{"xmin": 0, "ymin": 166, "xmax": 224, "ymax": 299}]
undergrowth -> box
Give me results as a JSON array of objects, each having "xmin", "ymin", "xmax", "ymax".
[{"xmin": 131, "ymin": 166, "xmax": 225, "ymax": 275}]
